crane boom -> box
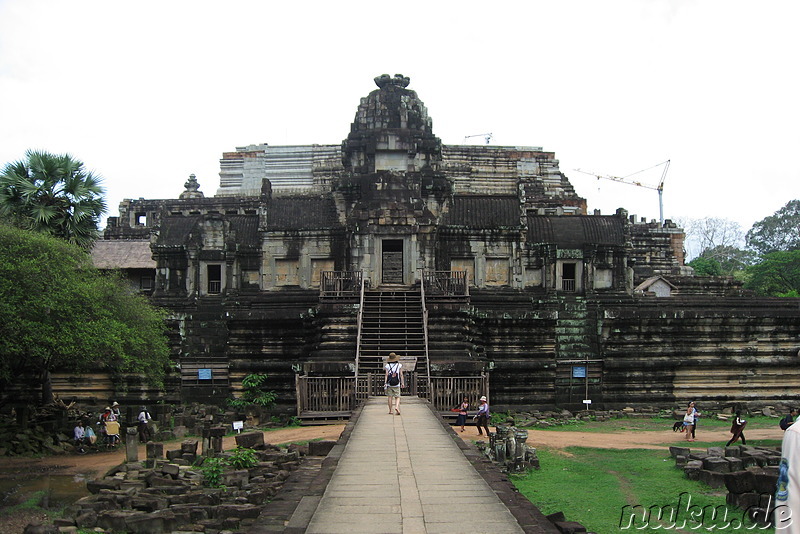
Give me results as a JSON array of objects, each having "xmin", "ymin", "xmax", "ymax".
[{"xmin": 574, "ymin": 160, "xmax": 670, "ymax": 224}]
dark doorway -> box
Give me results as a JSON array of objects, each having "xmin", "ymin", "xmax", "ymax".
[
  {"xmin": 382, "ymin": 239, "xmax": 403, "ymax": 284},
  {"xmin": 562, "ymin": 262, "xmax": 576, "ymax": 292}
]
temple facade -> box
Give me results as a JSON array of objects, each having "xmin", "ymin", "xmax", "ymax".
[{"xmin": 83, "ymin": 74, "xmax": 799, "ymax": 414}]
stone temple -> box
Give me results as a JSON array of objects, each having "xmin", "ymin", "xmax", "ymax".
[{"xmin": 85, "ymin": 74, "xmax": 798, "ymax": 416}]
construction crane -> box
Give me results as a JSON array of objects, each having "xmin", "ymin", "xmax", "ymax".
[
  {"xmin": 573, "ymin": 160, "xmax": 671, "ymax": 224},
  {"xmin": 463, "ymin": 133, "xmax": 493, "ymax": 144}
]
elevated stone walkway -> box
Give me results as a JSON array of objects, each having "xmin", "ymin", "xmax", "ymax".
[{"xmin": 252, "ymin": 396, "xmax": 558, "ymax": 533}]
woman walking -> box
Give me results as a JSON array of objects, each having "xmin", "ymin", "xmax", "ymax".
[
  {"xmin": 684, "ymin": 402, "xmax": 696, "ymax": 442},
  {"xmin": 474, "ymin": 396, "xmax": 491, "ymax": 437},
  {"xmin": 455, "ymin": 396, "xmax": 469, "ymax": 432}
]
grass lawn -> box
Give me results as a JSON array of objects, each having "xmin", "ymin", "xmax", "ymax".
[{"xmin": 513, "ymin": 447, "xmax": 777, "ymax": 533}]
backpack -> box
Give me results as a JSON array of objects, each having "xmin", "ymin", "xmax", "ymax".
[{"xmin": 386, "ymin": 363, "xmax": 401, "ymax": 386}]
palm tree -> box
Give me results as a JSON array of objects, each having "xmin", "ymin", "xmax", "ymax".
[{"xmin": 0, "ymin": 150, "xmax": 107, "ymax": 248}]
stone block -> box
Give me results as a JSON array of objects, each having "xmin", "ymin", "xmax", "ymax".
[
  {"xmin": 553, "ymin": 521, "xmax": 588, "ymax": 533},
  {"xmin": 703, "ymin": 457, "xmax": 731, "ymax": 472},
  {"xmin": 726, "ymin": 457, "xmax": 744, "ymax": 472},
  {"xmin": 669, "ymin": 446, "xmax": 690, "ymax": 458},
  {"xmin": 160, "ymin": 463, "xmax": 180, "ymax": 478},
  {"xmin": 699, "ymin": 469, "xmax": 726, "ymax": 488},
  {"xmin": 216, "ymin": 504, "xmax": 262, "ymax": 519},
  {"xmin": 753, "ymin": 471, "xmax": 779, "ymax": 494},
  {"xmin": 86, "ymin": 478, "xmax": 121, "ymax": 494},
  {"xmin": 724, "ymin": 470, "xmax": 755, "ymax": 494},
  {"xmin": 724, "ymin": 446, "xmax": 742, "ymax": 457},
  {"xmin": 222, "ymin": 469, "xmax": 250, "ymax": 488},
  {"xmin": 707, "ymin": 446, "xmax": 725, "ymax": 457},
  {"xmin": 165, "ymin": 449, "xmax": 183, "ymax": 461},
  {"xmin": 125, "ymin": 509, "xmax": 177, "ymax": 534},
  {"xmin": 308, "ymin": 440, "xmax": 336, "ymax": 456},
  {"xmin": 180, "ymin": 439, "xmax": 199, "ymax": 454},
  {"xmin": 96, "ymin": 510, "xmax": 135, "ymax": 533},
  {"xmin": 146, "ymin": 442, "xmax": 164, "ymax": 459},
  {"xmin": 235, "ymin": 432, "xmax": 264, "ymax": 449}
]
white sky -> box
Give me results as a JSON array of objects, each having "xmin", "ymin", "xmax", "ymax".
[{"xmin": 1, "ymin": 0, "xmax": 798, "ymax": 242}]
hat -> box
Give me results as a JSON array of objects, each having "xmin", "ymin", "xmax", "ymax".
[
  {"xmin": 104, "ymin": 407, "xmax": 111, "ymax": 411},
  {"xmin": 387, "ymin": 352, "xmax": 399, "ymax": 362},
  {"xmin": 112, "ymin": 402, "xmax": 119, "ymax": 406},
  {"xmin": 479, "ymin": 396, "xmax": 487, "ymax": 402}
]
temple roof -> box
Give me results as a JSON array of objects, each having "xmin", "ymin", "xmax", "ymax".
[
  {"xmin": 267, "ymin": 197, "xmax": 341, "ymax": 230},
  {"xmin": 527, "ymin": 216, "xmax": 625, "ymax": 247},
  {"xmin": 441, "ymin": 196, "xmax": 521, "ymax": 228},
  {"xmin": 91, "ymin": 240, "xmax": 155, "ymax": 269}
]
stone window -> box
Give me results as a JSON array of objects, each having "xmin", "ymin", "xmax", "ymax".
[
  {"xmin": 450, "ymin": 258, "xmax": 475, "ymax": 286},
  {"xmin": 485, "ymin": 258, "xmax": 510, "ymax": 287},
  {"xmin": 240, "ymin": 270, "xmax": 260, "ymax": 289},
  {"xmin": 311, "ymin": 259, "xmax": 335, "ymax": 288},
  {"xmin": 594, "ymin": 268, "xmax": 613, "ymax": 289},
  {"xmin": 275, "ymin": 259, "xmax": 300, "ymax": 286},
  {"xmin": 140, "ymin": 273, "xmax": 154, "ymax": 292}
]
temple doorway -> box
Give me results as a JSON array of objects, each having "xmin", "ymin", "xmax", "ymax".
[{"xmin": 381, "ymin": 239, "xmax": 403, "ymax": 284}]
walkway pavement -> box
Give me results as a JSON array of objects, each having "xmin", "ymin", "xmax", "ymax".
[{"xmin": 301, "ymin": 396, "xmax": 528, "ymax": 534}]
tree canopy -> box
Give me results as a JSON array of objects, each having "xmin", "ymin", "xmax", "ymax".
[
  {"xmin": 745, "ymin": 199, "xmax": 800, "ymax": 256},
  {"xmin": 744, "ymin": 250, "xmax": 800, "ymax": 297},
  {"xmin": 0, "ymin": 225, "xmax": 169, "ymax": 403},
  {"xmin": 0, "ymin": 150, "xmax": 107, "ymax": 249}
]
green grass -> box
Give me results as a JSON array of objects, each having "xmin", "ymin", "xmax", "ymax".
[{"xmin": 513, "ymin": 447, "xmax": 775, "ymax": 533}]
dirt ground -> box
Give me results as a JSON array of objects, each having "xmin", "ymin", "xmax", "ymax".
[
  {"xmin": 0, "ymin": 423, "xmax": 785, "ymax": 533},
  {"xmin": 0, "ymin": 422, "xmax": 784, "ymax": 479}
]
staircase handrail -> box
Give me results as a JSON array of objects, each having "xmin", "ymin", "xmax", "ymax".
[
  {"xmin": 354, "ymin": 273, "xmax": 366, "ymax": 380},
  {"xmin": 419, "ymin": 271, "xmax": 432, "ymax": 399}
]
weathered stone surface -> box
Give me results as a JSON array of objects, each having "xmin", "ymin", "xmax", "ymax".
[
  {"xmin": 703, "ymin": 457, "xmax": 730, "ymax": 473},
  {"xmin": 308, "ymin": 440, "xmax": 336, "ymax": 456},
  {"xmin": 707, "ymin": 446, "xmax": 725, "ymax": 457},
  {"xmin": 235, "ymin": 432, "xmax": 264, "ymax": 449},
  {"xmin": 699, "ymin": 469, "xmax": 726, "ymax": 488},
  {"xmin": 146, "ymin": 442, "xmax": 163, "ymax": 459},
  {"xmin": 669, "ymin": 446, "xmax": 690, "ymax": 458},
  {"xmin": 724, "ymin": 470, "xmax": 755, "ymax": 493}
]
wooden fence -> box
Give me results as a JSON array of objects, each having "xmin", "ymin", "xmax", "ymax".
[{"xmin": 296, "ymin": 373, "xmax": 487, "ymax": 414}]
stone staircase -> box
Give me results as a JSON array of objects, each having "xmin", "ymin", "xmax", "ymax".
[
  {"xmin": 554, "ymin": 295, "xmax": 597, "ymax": 361},
  {"xmin": 356, "ymin": 289, "xmax": 428, "ymax": 378}
]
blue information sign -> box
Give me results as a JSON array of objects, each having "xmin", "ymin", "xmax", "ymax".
[
  {"xmin": 198, "ymin": 368, "xmax": 212, "ymax": 380},
  {"xmin": 572, "ymin": 366, "xmax": 586, "ymax": 378}
]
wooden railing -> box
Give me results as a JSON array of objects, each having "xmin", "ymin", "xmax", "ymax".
[
  {"xmin": 320, "ymin": 271, "xmax": 363, "ymax": 299},
  {"xmin": 354, "ymin": 276, "xmax": 367, "ymax": 380},
  {"xmin": 296, "ymin": 375, "xmax": 356, "ymax": 414},
  {"xmin": 422, "ymin": 270, "xmax": 469, "ymax": 297},
  {"xmin": 296, "ymin": 374, "xmax": 488, "ymax": 414}
]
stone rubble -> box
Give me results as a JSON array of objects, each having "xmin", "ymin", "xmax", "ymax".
[{"xmin": 39, "ymin": 432, "xmax": 304, "ymax": 534}]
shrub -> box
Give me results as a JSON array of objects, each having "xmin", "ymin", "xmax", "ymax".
[
  {"xmin": 228, "ymin": 447, "xmax": 258, "ymax": 469},
  {"xmin": 228, "ymin": 373, "xmax": 277, "ymax": 410}
]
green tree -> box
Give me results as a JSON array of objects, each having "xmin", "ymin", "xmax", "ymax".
[
  {"xmin": 696, "ymin": 245, "xmax": 756, "ymax": 276},
  {"xmin": 0, "ymin": 225, "xmax": 169, "ymax": 404},
  {"xmin": 745, "ymin": 200, "xmax": 800, "ymax": 256},
  {"xmin": 687, "ymin": 256, "xmax": 722, "ymax": 276},
  {"xmin": 744, "ymin": 250, "xmax": 800, "ymax": 297},
  {"xmin": 0, "ymin": 150, "xmax": 107, "ymax": 249}
]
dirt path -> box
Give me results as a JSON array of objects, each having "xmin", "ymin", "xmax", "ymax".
[
  {"xmin": 0, "ymin": 424, "xmax": 786, "ymax": 479},
  {"xmin": 0, "ymin": 425, "xmax": 346, "ymax": 479}
]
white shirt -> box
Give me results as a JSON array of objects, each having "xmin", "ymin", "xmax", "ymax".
[
  {"xmin": 384, "ymin": 362, "xmax": 402, "ymax": 385},
  {"xmin": 137, "ymin": 410, "xmax": 151, "ymax": 423},
  {"xmin": 776, "ymin": 421, "xmax": 800, "ymax": 532},
  {"xmin": 74, "ymin": 425, "xmax": 85, "ymax": 440}
]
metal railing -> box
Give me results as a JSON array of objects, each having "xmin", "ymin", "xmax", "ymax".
[{"xmin": 353, "ymin": 275, "xmax": 366, "ymax": 381}]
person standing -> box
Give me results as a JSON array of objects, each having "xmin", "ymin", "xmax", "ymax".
[
  {"xmin": 110, "ymin": 401, "xmax": 121, "ymax": 421},
  {"xmin": 384, "ymin": 353, "xmax": 403, "ymax": 415},
  {"xmin": 775, "ymin": 415, "xmax": 800, "ymax": 532},
  {"xmin": 455, "ymin": 396, "xmax": 469, "ymax": 432},
  {"xmin": 137, "ymin": 406, "xmax": 152, "ymax": 442},
  {"xmin": 726, "ymin": 412, "xmax": 747, "ymax": 446},
  {"xmin": 683, "ymin": 402, "xmax": 696, "ymax": 442},
  {"xmin": 474, "ymin": 396, "xmax": 491, "ymax": 437},
  {"xmin": 690, "ymin": 402, "xmax": 701, "ymax": 440}
]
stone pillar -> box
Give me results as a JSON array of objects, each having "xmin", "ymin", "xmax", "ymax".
[{"xmin": 126, "ymin": 427, "xmax": 139, "ymax": 462}]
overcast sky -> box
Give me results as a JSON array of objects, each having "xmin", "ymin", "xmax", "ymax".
[{"xmin": 1, "ymin": 0, "xmax": 798, "ymax": 253}]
